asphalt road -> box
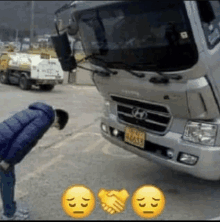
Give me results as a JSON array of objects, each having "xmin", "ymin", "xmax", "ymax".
[{"xmin": 0, "ymin": 82, "xmax": 219, "ymax": 220}]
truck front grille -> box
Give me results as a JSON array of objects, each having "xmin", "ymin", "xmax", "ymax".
[{"xmin": 111, "ymin": 95, "xmax": 172, "ymax": 134}]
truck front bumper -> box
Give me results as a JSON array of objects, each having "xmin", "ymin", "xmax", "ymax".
[
  {"xmin": 101, "ymin": 116, "xmax": 220, "ymax": 181},
  {"xmin": 33, "ymin": 79, "xmax": 63, "ymax": 85}
]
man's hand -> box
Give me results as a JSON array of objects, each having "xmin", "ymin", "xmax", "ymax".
[{"xmin": 0, "ymin": 160, "xmax": 11, "ymax": 173}]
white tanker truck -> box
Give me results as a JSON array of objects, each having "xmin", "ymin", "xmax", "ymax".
[{"xmin": 0, "ymin": 52, "xmax": 64, "ymax": 91}]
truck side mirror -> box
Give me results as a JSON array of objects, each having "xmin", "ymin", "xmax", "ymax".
[
  {"xmin": 51, "ymin": 32, "xmax": 77, "ymax": 72},
  {"xmin": 197, "ymin": 1, "xmax": 215, "ymax": 24},
  {"xmin": 68, "ymin": 20, "xmax": 79, "ymax": 36}
]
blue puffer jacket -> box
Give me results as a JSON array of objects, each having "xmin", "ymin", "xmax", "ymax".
[{"xmin": 0, "ymin": 102, "xmax": 55, "ymax": 165}]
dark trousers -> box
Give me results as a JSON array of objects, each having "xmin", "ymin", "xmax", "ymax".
[{"xmin": 0, "ymin": 166, "xmax": 16, "ymax": 217}]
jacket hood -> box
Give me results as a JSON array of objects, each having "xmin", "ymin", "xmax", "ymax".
[{"xmin": 28, "ymin": 102, "xmax": 55, "ymax": 124}]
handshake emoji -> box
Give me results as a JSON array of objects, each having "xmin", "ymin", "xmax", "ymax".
[{"xmin": 98, "ymin": 188, "xmax": 129, "ymax": 215}]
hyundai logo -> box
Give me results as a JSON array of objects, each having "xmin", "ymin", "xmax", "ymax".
[{"xmin": 132, "ymin": 108, "xmax": 148, "ymax": 120}]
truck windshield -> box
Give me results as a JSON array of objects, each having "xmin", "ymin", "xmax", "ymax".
[{"xmin": 77, "ymin": 1, "xmax": 198, "ymax": 72}]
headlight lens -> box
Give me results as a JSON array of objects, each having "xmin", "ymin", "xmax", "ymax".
[{"xmin": 183, "ymin": 122, "xmax": 217, "ymax": 146}]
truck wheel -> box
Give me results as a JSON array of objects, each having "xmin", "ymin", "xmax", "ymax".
[
  {"xmin": 40, "ymin": 84, "xmax": 54, "ymax": 91},
  {"xmin": 0, "ymin": 73, "xmax": 9, "ymax": 84},
  {"xmin": 19, "ymin": 76, "xmax": 31, "ymax": 90}
]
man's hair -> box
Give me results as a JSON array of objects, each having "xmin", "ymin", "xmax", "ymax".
[{"xmin": 55, "ymin": 109, "xmax": 69, "ymax": 130}]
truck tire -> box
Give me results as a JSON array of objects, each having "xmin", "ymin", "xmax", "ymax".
[
  {"xmin": 0, "ymin": 72, "xmax": 10, "ymax": 84},
  {"xmin": 40, "ymin": 84, "xmax": 54, "ymax": 91},
  {"xmin": 19, "ymin": 76, "xmax": 31, "ymax": 90}
]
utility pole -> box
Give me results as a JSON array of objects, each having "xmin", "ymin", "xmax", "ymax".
[
  {"xmin": 15, "ymin": 29, "xmax": 18, "ymax": 51},
  {"xmin": 30, "ymin": 1, "xmax": 35, "ymax": 48},
  {"xmin": 15, "ymin": 29, "xmax": 18, "ymax": 44}
]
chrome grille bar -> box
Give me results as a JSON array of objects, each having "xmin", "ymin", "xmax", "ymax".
[
  {"xmin": 111, "ymin": 95, "xmax": 172, "ymax": 134},
  {"xmin": 117, "ymin": 111, "xmax": 168, "ymax": 127},
  {"xmin": 117, "ymin": 102, "xmax": 171, "ymax": 118}
]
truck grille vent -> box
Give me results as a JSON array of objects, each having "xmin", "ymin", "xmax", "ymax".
[{"xmin": 111, "ymin": 95, "xmax": 172, "ymax": 134}]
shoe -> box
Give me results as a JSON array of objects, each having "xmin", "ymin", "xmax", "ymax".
[
  {"xmin": 17, "ymin": 207, "xmax": 29, "ymax": 215},
  {"xmin": 1, "ymin": 206, "xmax": 29, "ymax": 215},
  {"xmin": 1, "ymin": 209, "xmax": 29, "ymax": 220}
]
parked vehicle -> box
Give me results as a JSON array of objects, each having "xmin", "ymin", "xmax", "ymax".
[
  {"xmin": 53, "ymin": 1, "xmax": 220, "ymax": 181},
  {"xmin": 0, "ymin": 52, "xmax": 63, "ymax": 90}
]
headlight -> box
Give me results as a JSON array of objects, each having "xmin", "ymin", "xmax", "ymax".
[{"xmin": 183, "ymin": 121, "xmax": 217, "ymax": 146}]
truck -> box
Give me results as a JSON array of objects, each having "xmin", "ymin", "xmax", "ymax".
[
  {"xmin": 52, "ymin": 1, "xmax": 220, "ymax": 181},
  {"xmin": 0, "ymin": 51, "xmax": 64, "ymax": 91}
]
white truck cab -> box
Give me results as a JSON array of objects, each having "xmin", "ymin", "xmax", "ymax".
[{"xmin": 54, "ymin": 1, "xmax": 220, "ymax": 180}]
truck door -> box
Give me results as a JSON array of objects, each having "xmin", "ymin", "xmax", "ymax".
[
  {"xmin": 45, "ymin": 59, "xmax": 55, "ymax": 80},
  {"xmin": 38, "ymin": 58, "xmax": 57, "ymax": 80},
  {"xmin": 193, "ymin": 1, "xmax": 220, "ymax": 107},
  {"xmin": 51, "ymin": 59, "xmax": 63, "ymax": 80},
  {"xmin": 38, "ymin": 61, "xmax": 48, "ymax": 80}
]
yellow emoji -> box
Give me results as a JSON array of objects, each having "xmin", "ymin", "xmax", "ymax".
[
  {"xmin": 131, "ymin": 185, "xmax": 165, "ymax": 218},
  {"xmin": 61, "ymin": 184, "xmax": 95, "ymax": 219},
  {"xmin": 98, "ymin": 188, "xmax": 129, "ymax": 214}
]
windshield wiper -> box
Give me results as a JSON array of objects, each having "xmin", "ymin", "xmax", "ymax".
[
  {"xmin": 135, "ymin": 64, "xmax": 182, "ymax": 84},
  {"xmin": 76, "ymin": 55, "xmax": 182, "ymax": 81},
  {"xmin": 77, "ymin": 53, "xmax": 118, "ymax": 76},
  {"xmin": 146, "ymin": 64, "xmax": 182, "ymax": 82},
  {"xmin": 108, "ymin": 62, "xmax": 145, "ymax": 78},
  {"xmin": 77, "ymin": 56, "xmax": 144, "ymax": 78},
  {"xmin": 108, "ymin": 62, "xmax": 182, "ymax": 82}
]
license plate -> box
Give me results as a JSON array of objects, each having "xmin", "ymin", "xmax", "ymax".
[{"xmin": 124, "ymin": 126, "xmax": 146, "ymax": 149}]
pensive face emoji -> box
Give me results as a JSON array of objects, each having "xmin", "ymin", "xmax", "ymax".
[
  {"xmin": 131, "ymin": 185, "xmax": 165, "ymax": 218},
  {"xmin": 61, "ymin": 185, "xmax": 96, "ymax": 219}
]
